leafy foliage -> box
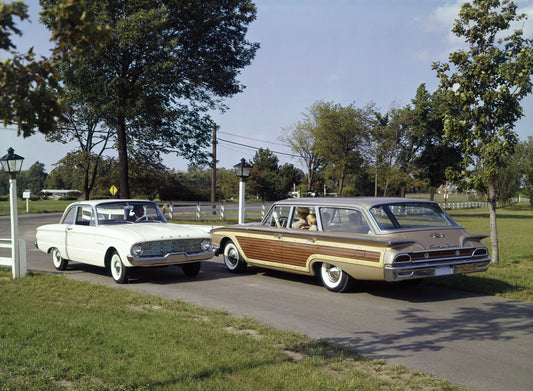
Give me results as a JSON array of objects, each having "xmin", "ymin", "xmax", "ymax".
[
  {"xmin": 0, "ymin": 0, "xmax": 110, "ymax": 135},
  {"xmin": 40, "ymin": 0, "xmax": 260, "ymax": 199},
  {"xmin": 433, "ymin": 0, "xmax": 533, "ymax": 264}
]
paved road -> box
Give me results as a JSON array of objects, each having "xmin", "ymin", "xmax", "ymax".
[{"xmin": 2, "ymin": 214, "xmax": 532, "ymax": 391}]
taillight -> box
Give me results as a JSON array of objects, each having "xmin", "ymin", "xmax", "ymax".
[{"xmin": 394, "ymin": 254, "xmax": 412, "ymax": 264}]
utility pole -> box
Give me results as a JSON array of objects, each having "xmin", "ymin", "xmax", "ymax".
[{"xmin": 211, "ymin": 123, "xmax": 217, "ymax": 206}]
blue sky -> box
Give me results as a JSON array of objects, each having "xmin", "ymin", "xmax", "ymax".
[{"xmin": 2, "ymin": 0, "xmax": 533, "ymax": 173}]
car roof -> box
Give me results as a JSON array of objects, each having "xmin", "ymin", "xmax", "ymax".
[
  {"xmin": 68, "ymin": 199, "xmax": 154, "ymax": 207},
  {"xmin": 273, "ymin": 197, "xmax": 438, "ymax": 209}
]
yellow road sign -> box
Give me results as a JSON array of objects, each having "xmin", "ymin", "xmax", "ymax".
[{"xmin": 109, "ymin": 185, "xmax": 118, "ymax": 195}]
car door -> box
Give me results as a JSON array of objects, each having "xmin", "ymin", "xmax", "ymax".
[
  {"xmin": 65, "ymin": 205, "xmax": 98, "ymax": 264},
  {"xmin": 280, "ymin": 206, "xmax": 319, "ymax": 272},
  {"xmin": 233, "ymin": 205, "xmax": 290, "ymax": 268}
]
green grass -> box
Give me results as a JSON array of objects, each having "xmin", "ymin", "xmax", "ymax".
[
  {"xmin": 430, "ymin": 205, "xmax": 533, "ymax": 301},
  {"xmin": 0, "ymin": 199, "xmax": 72, "ymax": 215},
  {"xmin": 0, "ymin": 272, "xmax": 466, "ymax": 390}
]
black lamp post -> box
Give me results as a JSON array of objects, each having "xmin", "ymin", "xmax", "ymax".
[
  {"xmin": 233, "ymin": 158, "xmax": 252, "ymax": 224},
  {"xmin": 0, "ymin": 148, "xmax": 25, "ymax": 278}
]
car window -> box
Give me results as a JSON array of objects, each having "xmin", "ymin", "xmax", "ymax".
[
  {"xmin": 263, "ymin": 205, "xmax": 291, "ymax": 228},
  {"xmin": 74, "ymin": 205, "xmax": 94, "ymax": 226},
  {"xmin": 319, "ymin": 207, "xmax": 371, "ymax": 234},
  {"xmin": 369, "ymin": 202, "xmax": 457, "ymax": 230},
  {"xmin": 62, "ymin": 206, "xmax": 77, "ymax": 225},
  {"xmin": 96, "ymin": 202, "xmax": 166, "ymax": 224}
]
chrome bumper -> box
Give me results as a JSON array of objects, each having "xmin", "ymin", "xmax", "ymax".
[
  {"xmin": 127, "ymin": 249, "xmax": 216, "ymax": 267},
  {"xmin": 384, "ymin": 258, "xmax": 491, "ymax": 281}
]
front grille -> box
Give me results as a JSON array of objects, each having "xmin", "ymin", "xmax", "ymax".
[{"xmin": 140, "ymin": 239, "xmax": 203, "ymax": 257}]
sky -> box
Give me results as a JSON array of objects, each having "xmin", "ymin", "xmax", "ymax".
[{"xmin": 2, "ymin": 0, "xmax": 533, "ymax": 174}]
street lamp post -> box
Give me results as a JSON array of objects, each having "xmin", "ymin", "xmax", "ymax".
[
  {"xmin": 0, "ymin": 148, "xmax": 25, "ymax": 278},
  {"xmin": 233, "ymin": 158, "xmax": 252, "ymax": 224}
]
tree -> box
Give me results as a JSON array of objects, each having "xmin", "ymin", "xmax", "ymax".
[
  {"xmin": 280, "ymin": 107, "xmax": 324, "ymax": 192},
  {"xmin": 1, "ymin": 0, "xmax": 110, "ymax": 135},
  {"xmin": 433, "ymin": 0, "xmax": 533, "ymax": 264},
  {"xmin": 16, "ymin": 161, "xmax": 47, "ymax": 195},
  {"xmin": 45, "ymin": 153, "xmax": 117, "ymax": 198},
  {"xmin": 311, "ymin": 101, "xmax": 374, "ymax": 196},
  {"xmin": 41, "ymin": 0, "xmax": 259, "ymax": 199},
  {"xmin": 248, "ymin": 148, "xmax": 280, "ymax": 201},
  {"xmin": 412, "ymin": 86, "xmax": 463, "ymax": 200}
]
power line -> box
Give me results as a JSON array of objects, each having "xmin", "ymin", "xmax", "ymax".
[
  {"xmin": 218, "ymin": 130, "xmax": 289, "ymax": 148},
  {"xmin": 217, "ymin": 137, "xmax": 299, "ymax": 158}
]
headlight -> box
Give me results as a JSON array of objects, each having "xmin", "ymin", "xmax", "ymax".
[
  {"xmin": 200, "ymin": 239, "xmax": 212, "ymax": 252},
  {"xmin": 131, "ymin": 244, "xmax": 143, "ymax": 257}
]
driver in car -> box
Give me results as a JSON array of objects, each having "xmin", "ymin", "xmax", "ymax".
[{"xmin": 129, "ymin": 205, "xmax": 145, "ymax": 222}]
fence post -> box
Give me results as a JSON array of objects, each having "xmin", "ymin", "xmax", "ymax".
[
  {"xmin": 220, "ymin": 201, "xmax": 225, "ymax": 220},
  {"xmin": 196, "ymin": 202, "xmax": 201, "ymax": 220},
  {"xmin": 15, "ymin": 239, "xmax": 27, "ymax": 278},
  {"xmin": 261, "ymin": 202, "xmax": 266, "ymax": 219}
]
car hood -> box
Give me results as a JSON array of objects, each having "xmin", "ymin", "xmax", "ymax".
[{"xmin": 101, "ymin": 223, "xmax": 210, "ymax": 242}]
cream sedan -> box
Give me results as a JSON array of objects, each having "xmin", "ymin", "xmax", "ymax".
[{"xmin": 35, "ymin": 200, "xmax": 215, "ymax": 283}]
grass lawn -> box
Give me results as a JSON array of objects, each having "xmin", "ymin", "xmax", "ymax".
[
  {"xmin": 0, "ymin": 272, "xmax": 467, "ymax": 390},
  {"xmin": 434, "ymin": 205, "xmax": 533, "ymax": 301}
]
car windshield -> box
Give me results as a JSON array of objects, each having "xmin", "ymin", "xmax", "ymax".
[
  {"xmin": 96, "ymin": 202, "xmax": 166, "ymax": 224},
  {"xmin": 369, "ymin": 202, "xmax": 457, "ymax": 230}
]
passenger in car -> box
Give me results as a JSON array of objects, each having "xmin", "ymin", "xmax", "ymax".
[
  {"xmin": 307, "ymin": 213, "xmax": 318, "ymax": 231},
  {"xmin": 292, "ymin": 207, "xmax": 310, "ymax": 229}
]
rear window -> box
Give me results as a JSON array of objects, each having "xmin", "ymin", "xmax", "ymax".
[{"xmin": 369, "ymin": 202, "xmax": 457, "ymax": 230}]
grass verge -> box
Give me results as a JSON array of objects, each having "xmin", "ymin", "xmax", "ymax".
[{"xmin": 0, "ymin": 271, "xmax": 466, "ymax": 390}]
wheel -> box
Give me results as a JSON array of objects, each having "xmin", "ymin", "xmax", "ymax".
[
  {"xmin": 51, "ymin": 248, "xmax": 68, "ymax": 271},
  {"xmin": 319, "ymin": 262, "xmax": 353, "ymax": 292},
  {"xmin": 181, "ymin": 262, "xmax": 201, "ymax": 277},
  {"xmin": 223, "ymin": 241, "xmax": 247, "ymax": 273},
  {"xmin": 109, "ymin": 251, "xmax": 129, "ymax": 284}
]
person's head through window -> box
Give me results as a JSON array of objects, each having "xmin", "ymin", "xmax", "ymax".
[
  {"xmin": 292, "ymin": 207, "xmax": 310, "ymax": 229},
  {"xmin": 133, "ymin": 205, "xmax": 145, "ymax": 221},
  {"xmin": 307, "ymin": 213, "xmax": 317, "ymax": 230}
]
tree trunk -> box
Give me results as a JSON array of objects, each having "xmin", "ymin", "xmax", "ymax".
[
  {"xmin": 488, "ymin": 180, "xmax": 499, "ymax": 265},
  {"xmin": 337, "ymin": 170, "xmax": 345, "ymax": 197},
  {"xmin": 429, "ymin": 186, "xmax": 435, "ymax": 201},
  {"xmin": 117, "ymin": 119, "xmax": 130, "ymax": 199},
  {"xmin": 83, "ymin": 162, "xmax": 90, "ymax": 200}
]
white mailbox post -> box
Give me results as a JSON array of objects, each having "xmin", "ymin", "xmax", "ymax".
[{"xmin": 23, "ymin": 190, "xmax": 32, "ymax": 213}]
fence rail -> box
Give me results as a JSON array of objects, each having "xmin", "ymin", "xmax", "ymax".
[{"xmin": 158, "ymin": 199, "xmax": 500, "ymax": 221}]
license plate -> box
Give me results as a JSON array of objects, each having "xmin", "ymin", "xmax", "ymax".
[{"xmin": 435, "ymin": 266, "xmax": 453, "ymax": 276}]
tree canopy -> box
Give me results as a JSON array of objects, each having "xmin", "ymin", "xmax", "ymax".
[
  {"xmin": 40, "ymin": 0, "xmax": 259, "ymax": 199},
  {"xmin": 433, "ymin": 0, "xmax": 533, "ymax": 264},
  {"xmin": 1, "ymin": 0, "xmax": 110, "ymax": 135}
]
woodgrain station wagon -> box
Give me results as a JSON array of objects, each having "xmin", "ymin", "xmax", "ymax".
[{"xmin": 211, "ymin": 198, "xmax": 491, "ymax": 292}]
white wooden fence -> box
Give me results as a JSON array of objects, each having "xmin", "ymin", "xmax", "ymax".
[
  {"xmin": 0, "ymin": 238, "xmax": 27, "ymax": 278},
  {"xmin": 158, "ymin": 199, "xmax": 498, "ymax": 221},
  {"xmin": 157, "ymin": 201, "xmax": 272, "ymax": 221}
]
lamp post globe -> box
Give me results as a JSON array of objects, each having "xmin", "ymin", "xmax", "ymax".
[{"xmin": 0, "ymin": 147, "xmax": 24, "ymax": 179}]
